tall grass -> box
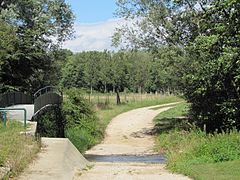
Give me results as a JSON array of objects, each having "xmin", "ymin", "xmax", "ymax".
[
  {"xmin": 0, "ymin": 121, "xmax": 40, "ymax": 178},
  {"xmin": 154, "ymin": 103, "xmax": 240, "ymax": 179}
]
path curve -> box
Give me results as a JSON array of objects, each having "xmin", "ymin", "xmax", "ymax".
[{"xmin": 77, "ymin": 102, "xmax": 190, "ymax": 179}]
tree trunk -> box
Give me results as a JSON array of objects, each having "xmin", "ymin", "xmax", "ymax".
[
  {"xmin": 90, "ymin": 85, "xmax": 93, "ymax": 95},
  {"xmin": 138, "ymin": 86, "xmax": 142, "ymax": 94},
  {"xmin": 104, "ymin": 83, "xmax": 107, "ymax": 93},
  {"xmin": 116, "ymin": 87, "xmax": 121, "ymax": 105},
  {"xmin": 88, "ymin": 93, "xmax": 91, "ymax": 102},
  {"xmin": 113, "ymin": 85, "xmax": 115, "ymax": 93}
]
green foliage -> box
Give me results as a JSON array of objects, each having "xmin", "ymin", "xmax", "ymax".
[
  {"xmin": 156, "ymin": 128, "xmax": 240, "ymax": 178},
  {"xmin": 114, "ymin": 0, "xmax": 240, "ymax": 132},
  {"xmin": 60, "ymin": 55, "xmax": 86, "ymax": 88},
  {"xmin": 60, "ymin": 51, "xmax": 104, "ymax": 91},
  {"xmin": 188, "ymin": 132, "xmax": 240, "ymax": 163},
  {"xmin": 63, "ymin": 88, "xmax": 103, "ymax": 152},
  {"xmin": 183, "ymin": 0, "xmax": 240, "ymax": 132},
  {"xmin": 114, "ymin": 0, "xmax": 203, "ymax": 49},
  {"xmin": 154, "ymin": 105, "xmax": 240, "ymax": 179},
  {"xmin": 60, "ymin": 49, "xmax": 183, "ymax": 95},
  {"xmin": 0, "ymin": 0, "xmax": 74, "ymax": 93},
  {"xmin": 49, "ymin": 49, "xmax": 73, "ymax": 86},
  {"xmin": 63, "ymin": 88, "xmax": 95, "ymax": 126}
]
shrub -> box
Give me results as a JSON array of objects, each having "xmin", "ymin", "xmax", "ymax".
[{"xmin": 63, "ymin": 88, "xmax": 103, "ymax": 152}]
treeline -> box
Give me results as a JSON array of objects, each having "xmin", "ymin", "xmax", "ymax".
[{"xmin": 60, "ymin": 47, "xmax": 185, "ymax": 95}]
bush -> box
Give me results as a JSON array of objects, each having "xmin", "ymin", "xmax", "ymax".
[
  {"xmin": 63, "ymin": 88, "xmax": 95, "ymax": 127},
  {"xmin": 63, "ymin": 88, "xmax": 103, "ymax": 152}
]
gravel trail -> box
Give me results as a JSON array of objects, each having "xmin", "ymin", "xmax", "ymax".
[{"xmin": 77, "ymin": 102, "xmax": 190, "ymax": 180}]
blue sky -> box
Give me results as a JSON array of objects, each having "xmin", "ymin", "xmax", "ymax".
[
  {"xmin": 65, "ymin": 0, "xmax": 117, "ymax": 23},
  {"xmin": 63, "ymin": 0, "xmax": 125, "ymax": 52}
]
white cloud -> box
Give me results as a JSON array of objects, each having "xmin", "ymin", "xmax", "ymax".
[{"xmin": 62, "ymin": 18, "xmax": 126, "ymax": 52}]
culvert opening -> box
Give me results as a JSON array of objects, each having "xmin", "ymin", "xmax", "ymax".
[{"xmin": 84, "ymin": 154, "xmax": 166, "ymax": 164}]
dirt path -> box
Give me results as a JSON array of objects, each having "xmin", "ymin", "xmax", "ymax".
[{"xmin": 76, "ymin": 102, "xmax": 190, "ymax": 179}]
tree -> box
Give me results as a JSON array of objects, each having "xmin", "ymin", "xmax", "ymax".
[
  {"xmin": 113, "ymin": 0, "xmax": 209, "ymax": 50},
  {"xmin": 98, "ymin": 51, "xmax": 112, "ymax": 93},
  {"xmin": 113, "ymin": 0, "xmax": 240, "ymax": 132},
  {"xmin": 60, "ymin": 54, "xmax": 86, "ymax": 89},
  {"xmin": 111, "ymin": 52, "xmax": 129, "ymax": 104},
  {"xmin": 128, "ymin": 51, "xmax": 152, "ymax": 93},
  {"xmin": 0, "ymin": 0, "xmax": 74, "ymax": 93},
  {"xmin": 83, "ymin": 52, "xmax": 101, "ymax": 95},
  {"xmin": 0, "ymin": 20, "xmax": 17, "ymax": 92},
  {"xmin": 184, "ymin": 0, "xmax": 240, "ymax": 132},
  {"xmin": 49, "ymin": 49, "xmax": 73, "ymax": 86}
]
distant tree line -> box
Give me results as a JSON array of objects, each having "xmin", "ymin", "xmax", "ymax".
[{"xmin": 60, "ymin": 48, "xmax": 185, "ymax": 95}]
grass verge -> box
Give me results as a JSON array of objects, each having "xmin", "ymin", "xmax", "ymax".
[
  {"xmin": 0, "ymin": 121, "xmax": 40, "ymax": 179},
  {"xmin": 154, "ymin": 103, "xmax": 240, "ymax": 180}
]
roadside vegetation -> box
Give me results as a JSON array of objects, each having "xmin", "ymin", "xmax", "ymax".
[
  {"xmin": 154, "ymin": 103, "xmax": 240, "ymax": 180},
  {"xmin": 0, "ymin": 121, "xmax": 40, "ymax": 179}
]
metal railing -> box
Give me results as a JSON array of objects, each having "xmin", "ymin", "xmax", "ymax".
[
  {"xmin": 34, "ymin": 93, "xmax": 62, "ymax": 113},
  {"xmin": 33, "ymin": 86, "xmax": 63, "ymax": 114},
  {"xmin": 34, "ymin": 86, "xmax": 62, "ymax": 99},
  {"xmin": 0, "ymin": 108, "xmax": 27, "ymax": 128}
]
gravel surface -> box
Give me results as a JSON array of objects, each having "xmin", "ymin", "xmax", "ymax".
[{"xmin": 79, "ymin": 102, "xmax": 191, "ymax": 180}]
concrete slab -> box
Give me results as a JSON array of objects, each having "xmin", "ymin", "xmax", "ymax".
[{"xmin": 18, "ymin": 138, "xmax": 89, "ymax": 180}]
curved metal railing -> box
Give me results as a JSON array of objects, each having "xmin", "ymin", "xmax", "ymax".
[
  {"xmin": 33, "ymin": 86, "xmax": 63, "ymax": 114},
  {"xmin": 33, "ymin": 86, "xmax": 62, "ymax": 99}
]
